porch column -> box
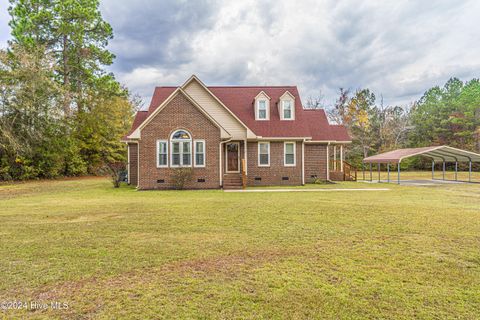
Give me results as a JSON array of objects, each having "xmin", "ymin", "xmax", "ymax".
[
  {"xmin": 333, "ymin": 145, "xmax": 337, "ymax": 171},
  {"xmin": 340, "ymin": 145, "xmax": 344, "ymax": 172}
]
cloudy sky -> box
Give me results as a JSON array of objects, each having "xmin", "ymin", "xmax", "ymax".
[{"xmin": 1, "ymin": 0, "xmax": 479, "ymax": 107}]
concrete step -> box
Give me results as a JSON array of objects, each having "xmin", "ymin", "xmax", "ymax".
[{"xmin": 223, "ymin": 185, "xmax": 243, "ymax": 189}]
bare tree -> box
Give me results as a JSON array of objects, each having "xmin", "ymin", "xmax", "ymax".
[{"xmin": 305, "ymin": 90, "xmax": 325, "ymax": 109}]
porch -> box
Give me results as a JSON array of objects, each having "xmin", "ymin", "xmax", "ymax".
[{"xmin": 328, "ymin": 144, "xmax": 357, "ymax": 181}]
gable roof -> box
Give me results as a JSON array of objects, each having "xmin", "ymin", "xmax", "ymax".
[
  {"xmin": 126, "ymin": 87, "xmax": 230, "ymax": 140},
  {"xmin": 125, "ymin": 79, "xmax": 351, "ymax": 142}
]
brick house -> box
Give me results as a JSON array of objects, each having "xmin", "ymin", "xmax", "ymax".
[{"xmin": 122, "ymin": 75, "xmax": 352, "ymax": 190}]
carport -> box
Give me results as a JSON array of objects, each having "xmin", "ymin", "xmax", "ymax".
[{"xmin": 362, "ymin": 146, "xmax": 480, "ymax": 184}]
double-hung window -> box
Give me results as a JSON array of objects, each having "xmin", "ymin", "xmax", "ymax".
[
  {"xmin": 283, "ymin": 100, "xmax": 293, "ymax": 120},
  {"xmin": 170, "ymin": 130, "xmax": 192, "ymax": 167},
  {"xmin": 284, "ymin": 142, "xmax": 296, "ymax": 166},
  {"xmin": 157, "ymin": 140, "xmax": 168, "ymax": 167},
  {"xmin": 257, "ymin": 100, "xmax": 267, "ymax": 120},
  {"xmin": 258, "ymin": 142, "xmax": 270, "ymax": 166},
  {"xmin": 194, "ymin": 140, "xmax": 205, "ymax": 167}
]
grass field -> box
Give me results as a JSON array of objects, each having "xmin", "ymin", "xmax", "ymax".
[{"xmin": 1, "ymin": 175, "xmax": 480, "ymax": 319}]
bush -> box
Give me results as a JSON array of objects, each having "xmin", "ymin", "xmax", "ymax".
[
  {"xmin": 171, "ymin": 167, "xmax": 193, "ymax": 190},
  {"xmin": 102, "ymin": 161, "xmax": 126, "ymax": 188}
]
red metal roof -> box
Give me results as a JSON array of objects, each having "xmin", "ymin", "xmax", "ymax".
[
  {"xmin": 126, "ymin": 85, "xmax": 351, "ymax": 142},
  {"xmin": 363, "ymin": 146, "xmax": 480, "ymax": 163}
]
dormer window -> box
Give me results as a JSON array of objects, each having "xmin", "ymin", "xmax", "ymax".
[
  {"xmin": 254, "ymin": 91, "xmax": 271, "ymax": 120},
  {"xmin": 279, "ymin": 91, "xmax": 295, "ymax": 120},
  {"xmin": 258, "ymin": 100, "xmax": 267, "ymax": 119},
  {"xmin": 282, "ymin": 100, "xmax": 292, "ymax": 119}
]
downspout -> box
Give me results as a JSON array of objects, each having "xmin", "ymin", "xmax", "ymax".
[
  {"xmin": 137, "ymin": 143, "xmax": 140, "ymax": 189},
  {"xmin": 326, "ymin": 142, "xmax": 330, "ymax": 181},
  {"xmin": 126, "ymin": 142, "xmax": 130, "ymax": 184},
  {"xmin": 219, "ymin": 138, "xmax": 233, "ymax": 187},
  {"xmin": 244, "ymin": 139, "xmax": 248, "ymax": 176},
  {"xmin": 301, "ymin": 139, "xmax": 305, "ymax": 185}
]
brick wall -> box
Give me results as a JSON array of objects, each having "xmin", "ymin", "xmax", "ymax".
[
  {"xmin": 128, "ymin": 143, "xmax": 138, "ymax": 186},
  {"xmin": 246, "ymin": 141, "xmax": 303, "ymax": 186},
  {"xmin": 304, "ymin": 144, "xmax": 328, "ymax": 182},
  {"xmin": 138, "ymin": 92, "xmax": 221, "ymax": 190}
]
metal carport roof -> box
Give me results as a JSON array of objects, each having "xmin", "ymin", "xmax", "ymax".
[{"xmin": 363, "ymin": 146, "xmax": 480, "ymax": 164}]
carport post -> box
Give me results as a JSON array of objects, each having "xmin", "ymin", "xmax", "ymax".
[
  {"xmin": 442, "ymin": 162, "xmax": 445, "ymax": 180},
  {"xmin": 432, "ymin": 160, "xmax": 435, "ymax": 180},
  {"xmin": 455, "ymin": 161, "xmax": 458, "ymax": 181},
  {"xmin": 370, "ymin": 163, "xmax": 372, "ymax": 181},
  {"xmin": 469, "ymin": 161, "xmax": 472, "ymax": 182},
  {"xmin": 362, "ymin": 162, "xmax": 365, "ymax": 181},
  {"xmin": 378, "ymin": 163, "xmax": 381, "ymax": 182},
  {"xmin": 387, "ymin": 163, "xmax": 390, "ymax": 182},
  {"xmin": 397, "ymin": 162, "xmax": 400, "ymax": 184}
]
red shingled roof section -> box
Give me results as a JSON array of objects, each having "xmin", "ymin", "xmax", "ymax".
[
  {"xmin": 126, "ymin": 85, "xmax": 351, "ymax": 142},
  {"xmin": 122, "ymin": 110, "xmax": 148, "ymax": 140},
  {"xmin": 303, "ymin": 109, "xmax": 333, "ymax": 140},
  {"xmin": 209, "ymin": 86, "xmax": 312, "ymax": 137},
  {"xmin": 329, "ymin": 125, "xmax": 351, "ymax": 141},
  {"xmin": 147, "ymin": 86, "xmax": 177, "ymax": 115}
]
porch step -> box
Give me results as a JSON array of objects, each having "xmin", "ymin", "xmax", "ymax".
[{"xmin": 223, "ymin": 174, "xmax": 243, "ymax": 189}]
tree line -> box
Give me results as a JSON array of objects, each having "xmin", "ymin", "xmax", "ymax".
[
  {"xmin": 322, "ymin": 78, "xmax": 480, "ymax": 168},
  {"xmin": 0, "ymin": 0, "xmax": 137, "ymax": 181},
  {"xmin": 1, "ymin": 1, "xmax": 479, "ymax": 181}
]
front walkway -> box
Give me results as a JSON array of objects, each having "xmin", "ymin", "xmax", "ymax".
[{"xmin": 224, "ymin": 188, "xmax": 390, "ymax": 193}]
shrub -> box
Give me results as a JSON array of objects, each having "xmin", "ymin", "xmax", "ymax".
[
  {"xmin": 171, "ymin": 167, "xmax": 193, "ymax": 190},
  {"xmin": 102, "ymin": 161, "xmax": 126, "ymax": 188}
]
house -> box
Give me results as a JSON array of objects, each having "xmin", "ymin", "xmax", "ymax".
[{"xmin": 122, "ymin": 75, "xmax": 352, "ymax": 190}]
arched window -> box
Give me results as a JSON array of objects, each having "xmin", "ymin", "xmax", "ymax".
[{"xmin": 170, "ymin": 130, "xmax": 192, "ymax": 167}]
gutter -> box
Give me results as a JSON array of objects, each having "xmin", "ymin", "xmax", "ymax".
[
  {"xmin": 326, "ymin": 142, "xmax": 331, "ymax": 181},
  {"xmin": 302, "ymin": 138, "xmax": 306, "ymax": 185}
]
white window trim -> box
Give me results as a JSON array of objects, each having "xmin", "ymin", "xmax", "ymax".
[
  {"xmin": 194, "ymin": 139, "xmax": 206, "ymax": 168},
  {"xmin": 256, "ymin": 99, "xmax": 270, "ymax": 121},
  {"xmin": 258, "ymin": 142, "xmax": 270, "ymax": 167},
  {"xmin": 280, "ymin": 99, "xmax": 295, "ymax": 120},
  {"xmin": 170, "ymin": 130, "xmax": 192, "ymax": 168},
  {"xmin": 156, "ymin": 140, "xmax": 168, "ymax": 168},
  {"xmin": 284, "ymin": 142, "xmax": 296, "ymax": 167}
]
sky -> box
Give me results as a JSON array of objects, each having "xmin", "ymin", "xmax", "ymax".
[{"xmin": 1, "ymin": 0, "xmax": 480, "ymax": 108}]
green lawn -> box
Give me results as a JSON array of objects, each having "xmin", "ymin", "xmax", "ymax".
[{"xmin": 1, "ymin": 177, "xmax": 479, "ymax": 319}]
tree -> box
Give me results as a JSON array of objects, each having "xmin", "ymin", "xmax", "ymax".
[
  {"xmin": 410, "ymin": 78, "xmax": 480, "ymax": 152},
  {"xmin": 0, "ymin": 45, "xmax": 71, "ymax": 179},
  {"xmin": 8, "ymin": 0, "xmax": 115, "ymax": 114},
  {"xmin": 305, "ymin": 90, "xmax": 325, "ymax": 109},
  {"xmin": 1, "ymin": 1, "xmax": 136, "ymax": 181}
]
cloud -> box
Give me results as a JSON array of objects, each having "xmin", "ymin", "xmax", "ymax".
[
  {"xmin": 0, "ymin": 0, "xmax": 10, "ymax": 48},
  {"xmin": 2, "ymin": 0, "xmax": 480, "ymax": 107}
]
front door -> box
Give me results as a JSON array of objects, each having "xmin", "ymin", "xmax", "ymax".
[{"xmin": 226, "ymin": 142, "xmax": 239, "ymax": 172}]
